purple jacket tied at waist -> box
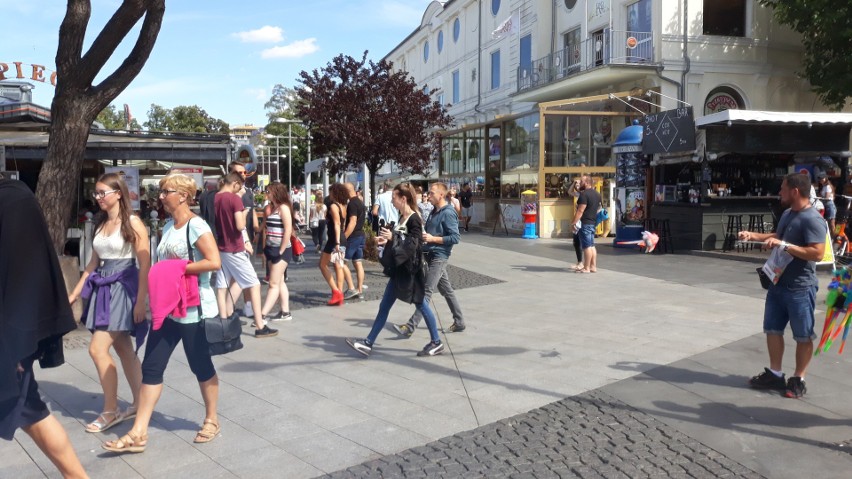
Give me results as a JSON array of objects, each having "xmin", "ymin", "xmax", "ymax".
[{"xmin": 81, "ymin": 265, "xmax": 147, "ymax": 351}]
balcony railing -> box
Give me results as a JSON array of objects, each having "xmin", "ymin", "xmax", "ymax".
[{"xmin": 517, "ymin": 30, "xmax": 654, "ymax": 93}]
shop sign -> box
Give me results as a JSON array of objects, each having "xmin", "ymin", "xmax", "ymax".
[
  {"xmin": 171, "ymin": 167, "xmax": 204, "ymax": 194},
  {"xmin": 642, "ymin": 107, "xmax": 696, "ymax": 154},
  {"xmin": 0, "ymin": 62, "xmax": 57, "ymax": 86},
  {"xmin": 626, "ymin": 37, "xmax": 638, "ymax": 49},
  {"xmin": 704, "ymin": 91, "xmax": 740, "ymax": 115},
  {"xmin": 105, "ymin": 166, "xmax": 140, "ymax": 210}
]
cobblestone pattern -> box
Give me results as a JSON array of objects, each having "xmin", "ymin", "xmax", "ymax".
[{"xmin": 321, "ymin": 390, "xmax": 763, "ymax": 479}]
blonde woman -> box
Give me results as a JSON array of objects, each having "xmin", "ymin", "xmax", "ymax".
[
  {"xmin": 310, "ymin": 191, "xmax": 328, "ymax": 252},
  {"xmin": 68, "ymin": 173, "xmax": 148, "ymax": 433},
  {"xmin": 103, "ymin": 174, "xmax": 222, "ymax": 453}
]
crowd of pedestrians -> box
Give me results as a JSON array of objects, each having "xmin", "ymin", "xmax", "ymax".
[{"xmin": 0, "ymin": 165, "xmax": 473, "ymax": 474}]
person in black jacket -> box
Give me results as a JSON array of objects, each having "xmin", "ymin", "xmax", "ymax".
[
  {"xmin": 0, "ymin": 179, "xmax": 88, "ymax": 478},
  {"xmin": 346, "ymin": 183, "xmax": 445, "ymax": 358}
]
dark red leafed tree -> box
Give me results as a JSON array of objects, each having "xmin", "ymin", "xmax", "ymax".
[
  {"xmin": 295, "ymin": 52, "xmax": 453, "ymax": 202},
  {"xmin": 37, "ymin": 0, "xmax": 166, "ymax": 252}
]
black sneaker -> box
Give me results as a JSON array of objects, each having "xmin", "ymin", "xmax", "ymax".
[
  {"xmin": 784, "ymin": 376, "xmax": 807, "ymax": 398},
  {"xmin": 255, "ymin": 325, "xmax": 278, "ymax": 338},
  {"xmin": 346, "ymin": 338, "xmax": 372, "ymax": 357},
  {"xmin": 749, "ymin": 368, "xmax": 786, "ymax": 390},
  {"xmin": 446, "ymin": 323, "xmax": 466, "ymax": 333},
  {"xmin": 392, "ymin": 323, "xmax": 414, "ymax": 338},
  {"xmin": 417, "ymin": 341, "xmax": 445, "ymax": 357},
  {"xmin": 263, "ymin": 311, "xmax": 293, "ymax": 322}
]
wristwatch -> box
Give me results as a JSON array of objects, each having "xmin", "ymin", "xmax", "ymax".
[{"xmin": 780, "ymin": 241, "xmax": 790, "ymax": 251}]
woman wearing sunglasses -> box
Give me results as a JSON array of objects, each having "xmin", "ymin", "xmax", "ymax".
[{"xmin": 68, "ymin": 173, "xmax": 149, "ymax": 433}]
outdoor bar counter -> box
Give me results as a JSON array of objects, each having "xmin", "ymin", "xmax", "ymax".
[{"xmin": 651, "ymin": 196, "xmax": 780, "ymax": 251}]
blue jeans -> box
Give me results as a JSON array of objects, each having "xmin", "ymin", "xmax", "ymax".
[
  {"xmin": 367, "ymin": 278, "xmax": 441, "ymax": 344},
  {"xmin": 763, "ymin": 284, "xmax": 817, "ymax": 342}
]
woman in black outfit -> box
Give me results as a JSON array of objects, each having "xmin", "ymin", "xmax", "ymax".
[{"xmin": 319, "ymin": 183, "xmax": 349, "ymax": 305}]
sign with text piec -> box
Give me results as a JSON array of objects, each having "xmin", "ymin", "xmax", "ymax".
[{"xmin": 642, "ymin": 107, "xmax": 696, "ymax": 155}]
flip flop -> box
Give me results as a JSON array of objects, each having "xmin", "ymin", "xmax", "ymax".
[{"xmin": 575, "ymin": 269, "xmax": 591, "ymax": 274}]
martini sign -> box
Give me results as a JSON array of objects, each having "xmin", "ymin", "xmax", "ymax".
[{"xmin": 642, "ymin": 107, "xmax": 696, "ymax": 155}]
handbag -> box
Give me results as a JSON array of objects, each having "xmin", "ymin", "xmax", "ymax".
[
  {"xmin": 186, "ymin": 219, "xmax": 243, "ymax": 356},
  {"xmin": 291, "ymin": 234, "xmax": 306, "ymax": 256}
]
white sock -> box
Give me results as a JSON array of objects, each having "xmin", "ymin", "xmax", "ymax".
[{"xmin": 770, "ymin": 368, "xmax": 783, "ymax": 377}]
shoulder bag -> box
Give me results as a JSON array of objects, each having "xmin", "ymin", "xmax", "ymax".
[{"xmin": 186, "ymin": 219, "xmax": 243, "ymax": 356}]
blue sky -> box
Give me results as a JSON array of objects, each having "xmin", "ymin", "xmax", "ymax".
[{"xmin": 1, "ymin": 0, "xmax": 432, "ymax": 128}]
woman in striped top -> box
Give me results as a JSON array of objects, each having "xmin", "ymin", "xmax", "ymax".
[{"xmin": 260, "ymin": 183, "xmax": 294, "ymax": 322}]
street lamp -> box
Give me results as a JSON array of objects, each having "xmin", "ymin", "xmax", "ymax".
[
  {"xmin": 264, "ymin": 134, "xmax": 283, "ymax": 182},
  {"xmin": 274, "ymin": 118, "xmax": 305, "ymax": 192}
]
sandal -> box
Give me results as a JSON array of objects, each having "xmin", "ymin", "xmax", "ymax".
[
  {"xmin": 85, "ymin": 410, "xmax": 121, "ymax": 433},
  {"xmin": 194, "ymin": 419, "xmax": 220, "ymax": 444},
  {"xmin": 120, "ymin": 405, "xmax": 137, "ymax": 423},
  {"xmin": 102, "ymin": 431, "xmax": 147, "ymax": 454}
]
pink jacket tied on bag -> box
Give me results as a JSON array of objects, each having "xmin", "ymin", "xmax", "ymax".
[{"xmin": 148, "ymin": 259, "xmax": 201, "ymax": 330}]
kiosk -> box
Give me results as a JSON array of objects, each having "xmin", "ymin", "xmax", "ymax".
[{"xmin": 612, "ymin": 122, "xmax": 647, "ymax": 247}]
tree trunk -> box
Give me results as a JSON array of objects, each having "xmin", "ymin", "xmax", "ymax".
[
  {"xmin": 369, "ymin": 166, "xmax": 378, "ymax": 205},
  {"xmin": 37, "ymin": 102, "xmax": 93, "ymax": 253}
]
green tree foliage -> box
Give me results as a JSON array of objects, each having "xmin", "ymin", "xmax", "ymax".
[
  {"xmin": 760, "ymin": 0, "xmax": 852, "ymax": 110},
  {"xmin": 295, "ymin": 52, "xmax": 453, "ymax": 201},
  {"xmin": 143, "ymin": 104, "xmax": 229, "ymax": 133},
  {"xmin": 95, "ymin": 104, "xmax": 142, "ymax": 130}
]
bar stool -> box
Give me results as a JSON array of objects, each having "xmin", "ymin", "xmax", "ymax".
[
  {"xmin": 656, "ymin": 219, "xmax": 674, "ymax": 254},
  {"xmin": 747, "ymin": 214, "xmax": 765, "ymax": 251},
  {"xmin": 643, "ymin": 218, "xmax": 657, "ymax": 232},
  {"xmin": 723, "ymin": 215, "xmax": 744, "ymax": 252}
]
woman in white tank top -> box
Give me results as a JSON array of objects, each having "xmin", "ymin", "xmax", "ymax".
[{"xmin": 68, "ymin": 173, "xmax": 150, "ymax": 433}]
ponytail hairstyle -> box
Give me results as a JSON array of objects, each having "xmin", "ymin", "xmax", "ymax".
[
  {"xmin": 93, "ymin": 173, "xmax": 137, "ymax": 244},
  {"xmin": 393, "ymin": 182, "xmax": 419, "ymax": 215}
]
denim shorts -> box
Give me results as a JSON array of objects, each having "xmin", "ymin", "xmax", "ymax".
[
  {"xmin": 824, "ymin": 200, "xmax": 836, "ymax": 220},
  {"xmin": 763, "ymin": 284, "xmax": 817, "ymax": 342},
  {"xmin": 578, "ymin": 224, "xmax": 596, "ymax": 249},
  {"xmin": 345, "ymin": 235, "xmax": 365, "ymax": 261}
]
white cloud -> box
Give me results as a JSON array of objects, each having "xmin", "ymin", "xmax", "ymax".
[
  {"xmin": 261, "ymin": 38, "xmax": 320, "ymax": 59},
  {"xmin": 232, "ymin": 26, "xmax": 284, "ymax": 44}
]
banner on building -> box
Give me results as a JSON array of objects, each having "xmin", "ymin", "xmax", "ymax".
[
  {"xmin": 170, "ymin": 167, "xmax": 204, "ymax": 194},
  {"xmin": 492, "ymin": 10, "xmax": 520, "ymax": 39},
  {"xmin": 105, "ymin": 166, "xmax": 140, "ymax": 210}
]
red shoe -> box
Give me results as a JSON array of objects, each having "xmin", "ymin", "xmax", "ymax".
[{"xmin": 327, "ymin": 290, "xmax": 344, "ymax": 306}]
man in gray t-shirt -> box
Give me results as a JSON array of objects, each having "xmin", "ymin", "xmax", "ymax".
[{"xmin": 738, "ymin": 173, "xmax": 827, "ymax": 399}]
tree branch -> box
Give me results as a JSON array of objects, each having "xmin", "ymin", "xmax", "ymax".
[
  {"xmin": 55, "ymin": 0, "xmax": 92, "ymax": 90},
  {"xmin": 89, "ymin": 1, "xmax": 166, "ymax": 114},
  {"xmin": 77, "ymin": 0, "xmax": 154, "ymax": 87}
]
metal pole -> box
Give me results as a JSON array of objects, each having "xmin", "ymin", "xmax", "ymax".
[
  {"xmin": 288, "ymin": 123, "xmax": 293, "ymax": 192},
  {"xmin": 276, "ymin": 136, "xmax": 280, "ymax": 182}
]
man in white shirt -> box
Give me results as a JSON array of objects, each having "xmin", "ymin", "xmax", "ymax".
[{"xmin": 371, "ymin": 180, "xmax": 399, "ymax": 230}]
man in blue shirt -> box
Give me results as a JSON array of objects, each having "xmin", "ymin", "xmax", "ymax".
[
  {"xmin": 738, "ymin": 173, "xmax": 826, "ymax": 399},
  {"xmin": 393, "ymin": 182, "xmax": 466, "ymax": 336}
]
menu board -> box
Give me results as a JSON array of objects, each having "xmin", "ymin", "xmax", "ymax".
[{"xmin": 642, "ymin": 107, "xmax": 696, "ymax": 154}]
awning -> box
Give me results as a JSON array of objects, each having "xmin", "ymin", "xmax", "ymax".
[{"xmin": 696, "ymin": 110, "xmax": 852, "ymax": 127}]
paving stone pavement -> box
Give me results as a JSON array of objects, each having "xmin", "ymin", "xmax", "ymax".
[
  {"xmin": 12, "ymin": 231, "xmax": 852, "ymax": 478},
  {"xmin": 322, "ymin": 390, "xmax": 762, "ymax": 479}
]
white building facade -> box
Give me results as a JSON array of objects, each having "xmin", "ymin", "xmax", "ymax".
[{"xmin": 384, "ymin": 0, "xmax": 833, "ymax": 236}]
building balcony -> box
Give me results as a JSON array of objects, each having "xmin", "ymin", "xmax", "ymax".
[{"xmin": 514, "ymin": 31, "xmax": 658, "ymax": 103}]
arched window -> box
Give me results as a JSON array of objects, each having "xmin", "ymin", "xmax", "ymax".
[
  {"xmin": 492, "ymin": 0, "xmax": 501, "ymax": 17},
  {"xmin": 437, "ymin": 31, "xmax": 444, "ymax": 53},
  {"xmin": 453, "ymin": 18, "xmax": 461, "ymax": 42},
  {"xmin": 423, "ymin": 41, "xmax": 429, "ymax": 62}
]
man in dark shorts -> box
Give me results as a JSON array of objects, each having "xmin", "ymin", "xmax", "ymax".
[
  {"xmin": 342, "ymin": 183, "xmax": 367, "ymax": 299},
  {"xmin": 571, "ymin": 175, "xmax": 601, "ymax": 273},
  {"xmin": 0, "ymin": 179, "xmax": 88, "ymax": 478},
  {"xmin": 738, "ymin": 173, "xmax": 827, "ymax": 398}
]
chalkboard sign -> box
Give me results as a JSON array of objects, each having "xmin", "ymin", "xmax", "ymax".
[{"xmin": 642, "ymin": 107, "xmax": 696, "ymax": 154}]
